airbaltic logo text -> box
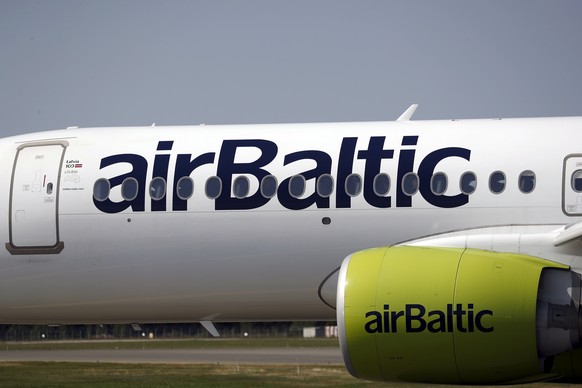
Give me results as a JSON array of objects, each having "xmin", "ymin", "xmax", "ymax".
[
  {"xmin": 364, "ymin": 304, "xmax": 494, "ymax": 334},
  {"xmin": 93, "ymin": 136, "xmax": 471, "ymax": 213}
]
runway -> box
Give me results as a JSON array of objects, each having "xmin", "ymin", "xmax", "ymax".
[{"xmin": 0, "ymin": 347, "xmax": 343, "ymax": 365}]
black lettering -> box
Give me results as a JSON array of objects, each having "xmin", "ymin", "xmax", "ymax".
[
  {"xmin": 172, "ymin": 152, "xmax": 215, "ymax": 211},
  {"xmin": 216, "ymin": 139, "xmax": 277, "ymax": 210},
  {"xmin": 336, "ymin": 138, "xmax": 357, "ymax": 208},
  {"xmin": 151, "ymin": 141, "xmax": 173, "ymax": 212},
  {"xmin": 365, "ymin": 311, "xmax": 383, "ymax": 333},
  {"xmin": 475, "ymin": 310, "xmax": 494, "ymax": 332},
  {"xmin": 454, "ymin": 303, "xmax": 467, "ymax": 332},
  {"xmin": 447, "ymin": 303, "xmax": 454, "ymax": 332},
  {"xmin": 357, "ymin": 136, "xmax": 394, "ymax": 208},
  {"xmin": 277, "ymin": 150, "xmax": 332, "ymax": 210},
  {"xmin": 364, "ymin": 303, "xmax": 494, "ymax": 334},
  {"xmin": 427, "ymin": 310, "xmax": 446, "ymax": 333},
  {"xmin": 383, "ymin": 304, "xmax": 390, "ymax": 333},
  {"xmin": 467, "ymin": 303, "xmax": 475, "ymax": 332},
  {"xmin": 405, "ymin": 304, "xmax": 426, "ymax": 332},
  {"xmin": 94, "ymin": 154, "xmax": 148, "ymax": 213},
  {"xmin": 391, "ymin": 310, "xmax": 405, "ymax": 333},
  {"xmin": 417, "ymin": 147, "xmax": 471, "ymax": 208},
  {"xmin": 94, "ymin": 135, "xmax": 476, "ymax": 215},
  {"xmin": 396, "ymin": 136, "xmax": 417, "ymax": 207}
]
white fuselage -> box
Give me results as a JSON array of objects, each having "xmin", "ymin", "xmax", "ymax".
[{"xmin": 0, "ymin": 117, "xmax": 580, "ymax": 324}]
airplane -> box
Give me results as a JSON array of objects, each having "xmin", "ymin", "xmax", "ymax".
[{"xmin": 0, "ymin": 104, "xmax": 581, "ymax": 384}]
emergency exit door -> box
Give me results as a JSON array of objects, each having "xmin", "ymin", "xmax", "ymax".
[
  {"xmin": 6, "ymin": 142, "xmax": 67, "ymax": 254},
  {"xmin": 563, "ymin": 154, "xmax": 582, "ymax": 216}
]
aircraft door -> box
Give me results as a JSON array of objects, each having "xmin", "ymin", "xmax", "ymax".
[
  {"xmin": 6, "ymin": 142, "xmax": 67, "ymax": 254},
  {"xmin": 563, "ymin": 154, "xmax": 582, "ymax": 216}
]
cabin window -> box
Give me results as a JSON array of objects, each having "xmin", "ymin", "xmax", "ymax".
[
  {"xmin": 317, "ymin": 174, "xmax": 334, "ymax": 197},
  {"xmin": 460, "ymin": 172, "xmax": 477, "ymax": 194},
  {"xmin": 233, "ymin": 176, "xmax": 250, "ymax": 199},
  {"xmin": 431, "ymin": 172, "xmax": 447, "ymax": 195},
  {"xmin": 176, "ymin": 177, "xmax": 194, "ymax": 200},
  {"xmin": 345, "ymin": 174, "xmax": 362, "ymax": 197},
  {"xmin": 149, "ymin": 177, "xmax": 166, "ymax": 200},
  {"xmin": 518, "ymin": 170, "xmax": 536, "ymax": 194},
  {"xmin": 289, "ymin": 175, "xmax": 306, "ymax": 198},
  {"xmin": 402, "ymin": 172, "xmax": 419, "ymax": 196},
  {"xmin": 121, "ymin": 177, "xmax": 139, "ymax": 201},
  {"xmin": 572, "ymin": 170, "xmax": 582, "ymax": 193},
  {"xmin": 489, "ymin": 171, "xmax": 506, "ymax": 194},
  {"xmin": 93, "ymin": 178, "xmax": 110, "ymax": 202},
  {"xmin": 205, "ymin": 176, "xmax": 222, "ymax": 199},
  {"xmin": 260, "ymin": 175, "xmax": 277, "ymax": 198},
  {"xmin": 373, "ymin": 173, "xmax": 390, "ymax": 196}
]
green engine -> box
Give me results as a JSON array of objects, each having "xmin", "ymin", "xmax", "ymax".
[{"xmin": 337, "ymin": 246, "xmax": 582, "ymax": 384}]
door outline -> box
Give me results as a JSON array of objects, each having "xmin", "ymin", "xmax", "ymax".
[
  {"xmin": 562, "ymin": 153, "xmax": 582, "ymax": 217},
  {"xmin": 5, "ymin": 141, "xmax": 68, "ymax": 255}
]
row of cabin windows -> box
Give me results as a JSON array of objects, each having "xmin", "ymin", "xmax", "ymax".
[{"xmin": 93, "ymin": 170, "xmax": 544, "ymax": 203}]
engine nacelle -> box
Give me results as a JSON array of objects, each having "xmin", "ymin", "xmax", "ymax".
[{"xmin": 337, "ymin": 246, "xmax": 582, "ymax": 384}]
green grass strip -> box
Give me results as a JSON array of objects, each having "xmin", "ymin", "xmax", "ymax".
[
  {"xmin": 0, "ymin": 362, "xmax": 386, "ymax": 387},
  {"xmin": 0, "ymin": 338, "xmax": 339, "ymax": 351}
]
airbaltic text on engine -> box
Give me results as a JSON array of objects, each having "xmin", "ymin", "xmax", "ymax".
[
  {"xmin": 364, "ymin": 304, "xmax": 494, "ymax": 334},
  {"xmin": 93, "ymin": 135, "xmax": 471, "ymax": 213}
]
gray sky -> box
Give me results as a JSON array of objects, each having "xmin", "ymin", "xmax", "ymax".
[{"xmin": 1, "ymin": 1, "xmax": 581, "ymax": 136}]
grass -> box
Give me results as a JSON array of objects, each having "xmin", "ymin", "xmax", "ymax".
[
  {"xmin": 0, "ymin": 362, "xmax": 385, "ymax": 387},
  {"xmin": 0, "ymin": 337, "xmax": 339, "ymax": 351},
  {"xmin": 0, "ymin": 362, "xmax": 574, "ymax": 388},
  {"xmin": 0, "ymin": 339, "xmax": 576, "ymax": 387}
]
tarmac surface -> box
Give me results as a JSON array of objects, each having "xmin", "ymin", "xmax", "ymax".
[{"xmin": 0, "ymin": 347, "xmax": 343, "ymax": 365}]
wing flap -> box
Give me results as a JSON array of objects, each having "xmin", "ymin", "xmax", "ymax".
[{"xmin": 553, "ymin": 222, "xmax": 582, "ymax": 246}]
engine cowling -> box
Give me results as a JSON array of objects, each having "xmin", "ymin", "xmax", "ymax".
[{"xmin": 337, "ymin": 246, "xmax": 582, "ymax": 384}]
